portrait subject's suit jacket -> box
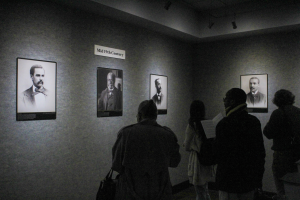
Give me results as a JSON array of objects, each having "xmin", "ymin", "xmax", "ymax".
[
  {"xmin": 152, "ymin": 93, "xmax": 163, "ymax": 105},
  {"xmin": 98, "ymin": 87, "xmax": 122, "ymax": 111},
  {"xmin": 20, "ymin": 86, "xmax": 49, "ymax": 107},
  {"xmin": 246, "ymin": 91, "xmax": 267, "ymax": 107}
]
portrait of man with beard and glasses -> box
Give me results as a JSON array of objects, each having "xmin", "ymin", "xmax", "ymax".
[
  {"xmin": 97, "ymin": 68, "xmax": 123, "ymax": 117},
  {"xmin": 241, "ymin": 74, "xmax": 268, "ymax": 110},
  {"xmin": 17, "ymin": 58, "xmax": 56, "ymax": 118}
]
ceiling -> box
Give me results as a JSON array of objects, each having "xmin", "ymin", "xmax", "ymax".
[
  {"xmin": 180, "ymin": 0, "xmax": 300, "ymax": 19},
  {"xmin": 54, "ymin": 0, "xmax": 300, "ymax": 42}
]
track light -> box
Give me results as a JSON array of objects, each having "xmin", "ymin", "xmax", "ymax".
[
  {"xmin": 232, "ymin": 21, "xmax": 237, "ymax": 29},
  {"xmin": 164, "ymin": 1, "xmax": 172, "ymax": 10},
  {"xmin": 232, "ymin": 13, "xmax": 237, "ymax": 29}
]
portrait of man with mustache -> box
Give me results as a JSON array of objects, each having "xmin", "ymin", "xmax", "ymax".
[
  {"xmin": 246, "ymin": 77, "xmax": 267, "ymax": 107},
  {"xmin": 20, "ymin": 65, "xmax": 50, "ymax": 111},
  {"xmin": 97, "ymin": 71, "xmax": 122, "ymax": 111}
]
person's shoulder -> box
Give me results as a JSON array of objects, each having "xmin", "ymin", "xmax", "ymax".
[
  {"xmin": 247, "ymin": 112, "xmax": 261, "ymax": 123},
  {"xmin": 271, "ymin": 108, "xmax": 283, "ymax": 116},
  {"xmin": 117, "ymin": 123, "xmax": 137, "ymax": 135},
  {"xmin": 216, "ymin": 116, "xmax": 227, "ymax": 128},
  {"xmin": 120, "ymin": 123, "xmax": 136, "ymax": 130},
  {"xmin": 161, "ymin": 125, "xmax": 174, "ymax": 133}
]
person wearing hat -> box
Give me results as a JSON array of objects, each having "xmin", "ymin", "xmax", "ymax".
[{"xmin": 112, "ymin": 99, "xmax": 181, "ymax": 199}]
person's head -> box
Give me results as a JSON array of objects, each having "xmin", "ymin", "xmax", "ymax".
[
  {"xmin": 136, "ymin": 99, "xmax": 158, "ymax": 122},
  {"xmin": 223, "ymin": 88, "xmax": 247, "ymax": 108},
  {"xmin": 30, "ymin": 65, "xmax": 45, "ymax": 89},
  {"xmin": 249, "ymin": 77, "xmax": 260, "ymax": 93},
  {"xmin": 189, "ymin": 100, "xmax": 205, "ymax": 126},
  {"xmin": 154, "ymin": 79, "xmax": 162, "ymax": 93},
  {"xmin": 107, "ymin": 72, "xmax": 116, "ymax": 90},
  {"xmin": 272, "ymin": 89, "xmax": 295, "ymax": 108}
]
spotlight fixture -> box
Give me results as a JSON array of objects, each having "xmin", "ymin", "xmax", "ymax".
[
  {"xmin": 208, "ymin": 22, "xmax": 214, "ymax": 29},
  {"xmin": 208, "ymin": 0, "xmax": 214, "ymax": 29},
  {"xmin": 232, "ymin": 13, "xmax": 237, "ymax": 29},
  {"xmin": 164, "ymin": 1, "xmax": 172, "ymax": 10},
  {"xmin": 232, "ymin": 21, "xmax": 237, "ymax": 29}
]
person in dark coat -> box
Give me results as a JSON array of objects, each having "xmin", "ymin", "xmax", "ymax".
[
  {"xmin": 214, "ymin": 88, "xmax": 266, "ymax": 200},
  {"xmin": 112, "ymin": 100, "xmax": 181, "ymax": 200},
  {"xmin": 263, "ymin": 89, "xmax": 300, "ymax": 200}
]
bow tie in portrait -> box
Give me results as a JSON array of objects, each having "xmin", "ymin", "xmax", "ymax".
[{"xmin": 33, "ymin": 88, "xmax": 46, "ymax": 96}]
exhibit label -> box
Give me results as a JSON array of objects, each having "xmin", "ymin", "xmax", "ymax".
[{"xmin": 94, "ymin": 45, "xmax": 125, "ymax": 59}]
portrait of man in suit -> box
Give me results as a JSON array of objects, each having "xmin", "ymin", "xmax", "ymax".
[
  {"xmin": 19, "ymin": 65, "xmax": 50, "ymax": 112},
  {"xmin": 150, "ymin": 74, "xmax": 168, "ymax": 114},
  {"xmin": 17, "ymin": 58, "xmax": 56, "ymax": 117},
  {"xmin": 246, "ymin": 77, "xmax": 267, "ymax": 107},
  {"xmin": 97, "ymin": 71, "xmax": 122, "ymax": 111},
  {"xmin": 152, "ymin": 78, "xmax": 163, "ymax": 105}
]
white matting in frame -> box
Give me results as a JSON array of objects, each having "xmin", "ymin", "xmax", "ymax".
[
  {"xmin": 240, "ymin": 74, "xmax": 268, "ymax": 113},
  {"xmin": 17, "ymin": 57, "xmax": 57, "ymax": 121},
  {"xmin": 150, "ymin": 74, "xmax": 168, "ymax": 114}
]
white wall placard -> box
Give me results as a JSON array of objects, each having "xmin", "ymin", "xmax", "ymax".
[{"xmin": 94, "ymin": 45, "xmax": 125, "ymax": 59}]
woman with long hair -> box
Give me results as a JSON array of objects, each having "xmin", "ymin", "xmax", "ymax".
[{"xmin": 183, "ymin": 100, "xmax": 214, "ymax": 200}]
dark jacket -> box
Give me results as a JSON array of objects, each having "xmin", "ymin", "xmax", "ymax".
[
  {"xmin": 263, "ymin": 105, "xmax": 300, "ymax": 151},
  {"xmin": 112, "ymin": 119, "xmax": 181, "ymax": 200},
  {"xmin": 214, "ymin": 105, "xmax": 265, "ymax": 193}
]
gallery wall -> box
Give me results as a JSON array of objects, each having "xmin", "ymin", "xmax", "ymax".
[
  {"xmin": 0, "ymin": 0, "xmax": 194, "ymax": 199},
  {"xmin": 193, "ymin": 30, "xmax": 300, "ymax": 192}
]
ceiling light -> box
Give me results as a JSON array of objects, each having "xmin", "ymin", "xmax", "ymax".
[
  {"xmin": 164, "ymin": 1, "xmax": 172, "ymax": 10},
  {"xmin": 232, "ymin": 13, "xmax": 237, "ymax": 29},
  {"xmin": 232, "ymin": 21, "xmax": 237, "ymax": 29}
]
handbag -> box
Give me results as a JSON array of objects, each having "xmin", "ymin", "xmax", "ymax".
[
  {"xmin": 96, "ymin": 169, "xmax": 118, "ymax": 200},
  {"xmin": 197, "ymin": 137, "xmax": 217, "ymax": 166},
  {"xmin": 193, "ymin": 122, "xmax": 217, "ymax": 166}
]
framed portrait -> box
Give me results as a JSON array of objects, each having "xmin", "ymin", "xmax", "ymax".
[
  {"xmin": 150, "ymin": 74, "xmax": 168, "ymax": 114},
  {"xmin": 240, "ymin": 74, "xmax": 268, "ymax": 113},
  {"xmin": 97, "ymin": 67, "xmax": 123, "ymax": 117},
  {"xmin": 16, "ymin": 58, "xmax": 57, "ymax": 121}
]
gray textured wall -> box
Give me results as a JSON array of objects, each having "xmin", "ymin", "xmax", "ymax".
[
  {"xmin": 193, "ymin": 31, "xmax": 300, "ymax": 192},
  {"xmin": 0, "ymin": 0, "xmax": 193, "ymax": 199}
]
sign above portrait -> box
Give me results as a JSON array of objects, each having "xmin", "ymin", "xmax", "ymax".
[
  {"xmin": 240, "ymin": 74, "xmax": 268, "ymax": 113},
  {"xmin": 94, "ymin": 45, "xmax": 125, "ymax": 60}
]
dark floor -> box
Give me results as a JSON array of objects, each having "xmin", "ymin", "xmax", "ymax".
[
  {"xmin": 173, "ymin": 186, "xmax": 219, "ymax": 200},
  {"xmin": 173, "ymin": 186, "xmax": 275, "ymax": 200}
]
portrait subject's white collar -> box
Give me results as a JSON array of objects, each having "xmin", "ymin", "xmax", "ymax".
[{"xmin": 251, "ymin": 90, "xmax": 258, "ymax": 95}]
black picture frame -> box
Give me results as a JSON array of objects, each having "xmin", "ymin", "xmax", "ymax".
[
  {"xmin": 97, "ymin": 67, "xmax": 123, "ymax": 117},
  {"xmin": 150, "ymin": 74, "xmax": 168, "ymax": 114},
  {"xmin": 240, "ymin": 74, "xmax": 268, "ymax": 113},
  {"xmin": 16, "ymin": 58, "xmax": 57, "ymax": 121}
]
